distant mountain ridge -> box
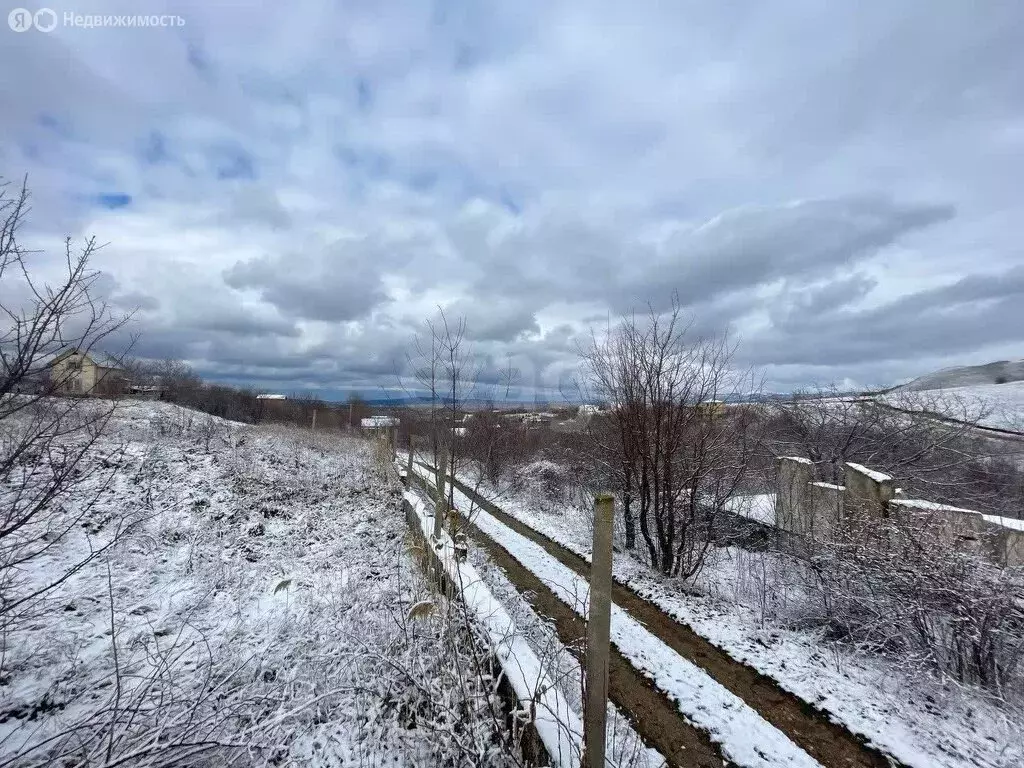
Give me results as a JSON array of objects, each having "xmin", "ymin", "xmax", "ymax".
[
  {"xmin": 360, "ymin": 394, "xmax": 558, "ymax": 408},
  {"xmin": 899, "ymin": 359, "xmax": 1024, "ymax": 391}
]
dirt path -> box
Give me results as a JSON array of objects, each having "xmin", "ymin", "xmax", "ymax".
[
  {"xmin": 462, "ymin": 508, "xmax": 725, "ymax": 768},
  {"xmin": 406, "ymin": 469, "xmax": 723, "ymax": 767},
  {"xmin": 417, "ymin": 462, "xmax": 900, "ymax": 768}
]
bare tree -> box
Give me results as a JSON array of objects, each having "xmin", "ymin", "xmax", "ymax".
[
  {"xmin": 580, "ymin": 297, "xmax": 763, "ymax": 577},
  {"xmin": 406, "ymin": 308, "xmax": 479, "ymax": 530},
  {"xmin": 0, "ymin": 177, "xmax": 133, "ymax": 640}
]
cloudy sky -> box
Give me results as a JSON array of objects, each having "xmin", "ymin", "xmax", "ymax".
[{"xmin": 2, "ymin": 1, "xmax": 1023, "ymax": 399}]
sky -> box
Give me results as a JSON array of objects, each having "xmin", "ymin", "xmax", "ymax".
[{"xmin": 2, "ymin": 1, "xmax": 1023, "ymax": 401}]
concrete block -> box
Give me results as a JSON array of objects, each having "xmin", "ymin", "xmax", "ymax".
[
  {"xmin": 807, "ymin": 482, "xmax": 844, "ymax": 539},
  {"xmin": 1006, "ymin": 529, "xmax": 1024, "ymax": 567},
  {"xmin": 776, "ymin": 457, "xmax": 814, "ymax": 534},
  {"xmin": 844, "ymin": 462, "xmax": 895, "ymax": 519},
  {"xmin": 889, "ymin": 499, "xmax": 991, "ymax": 558},
  {"xmin": 980, "ymin": 513, "xmax": 1024, "ymax": 567}
]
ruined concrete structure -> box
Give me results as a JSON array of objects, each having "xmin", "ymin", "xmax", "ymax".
[{"xmin": 774, "ymin": 456, "xmax": 1024, "ymax": 567}]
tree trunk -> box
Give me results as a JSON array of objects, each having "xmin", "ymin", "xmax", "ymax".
[{"xmin": 622, "ymin": 464, "xmax": 636, "ymax": 550}]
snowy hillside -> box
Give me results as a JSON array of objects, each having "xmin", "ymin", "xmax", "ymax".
[
  {"xmin": 883, "ymin": 380, "xmax": 1024, "ymax": 432},
  {"xmin": 899, "ymin": 359, "xmax": 1024, "ymax": 391},
  {"xmin": 937, "ymin": 380, "xmax": 1024, "ymax": 431},
  {"xmin": 1, "ymin": 400, "xmax": 513, "ymax": 767}
]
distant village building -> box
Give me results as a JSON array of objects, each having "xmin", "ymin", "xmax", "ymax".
[
  {"xmin": 256, "ymin": 393, "xmax": 287, "ymax": 400},
  {"xmin": 127, "ymin": 383, "xmax": 164, "ymax": 400},
  {"xmin": 48, "ymin": 349, "xmax": 126, "ymax": 396},
  {"xmin": 521, "ymin": 412, "xmax": 554, "ymax": 427},
  {"xmin": 361, "ymin": 415, "xmax": 399, "ymax": 430}
]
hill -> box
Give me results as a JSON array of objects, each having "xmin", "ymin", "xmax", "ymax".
[{"xmin": 899, "ymin": 359, "xmax": 1024, "ymax": 391}]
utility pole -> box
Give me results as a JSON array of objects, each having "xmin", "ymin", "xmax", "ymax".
[
  {"xmin": 584, "ymin": 493, "xmax": 614, "ymax": 768},
  {"xmin": 311, "ymin": 408, "xmax": 317, "ymax": 431}
]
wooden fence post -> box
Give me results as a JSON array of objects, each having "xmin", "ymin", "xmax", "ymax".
[
  {"xmin": 434, "ymin": 444, "xmax": 447, "ymax": 539},
  {"xmin": 584, "ymin": 492, "xmax": 614, "ymax": 768}
]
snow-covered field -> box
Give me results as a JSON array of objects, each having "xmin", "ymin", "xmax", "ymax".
[
  {"xmin": 899, "ymin": 360, "xmax": 1024, "ymax": 392},
  {"xmin": 897, "ymin": 380, "xmax": 1024, "ymax": 432},
  {"xmin": 447, "ymin": 459, "xmax": 1024, "ymax": 768},
  {"xmin": 1, "ymin": 400, "xmax": 515, "ymax": 767}
]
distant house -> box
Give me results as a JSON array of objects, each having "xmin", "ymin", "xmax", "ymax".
[
  {"xmin": 361, "ymin": 415, "xmax": 399, "ymax": 430},
  {"xmin": 521, "ymin": 412, "xmax": 554, "ymax": 428},
  {"xmin": 256, "ymin": 393, "xmax": 287, "ymax": 400},
  {"xmin": 48, "ymin": 349, "xmax": 126, "ymax": 396},
  {"xmin": 127, "ymin": 383, "xmax": 164, "ymax": 400}
]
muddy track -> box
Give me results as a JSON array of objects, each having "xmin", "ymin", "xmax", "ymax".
[
  {"xmin": 406, "ymin": 470, "xmax": 723, "ymax": 767},
  {"xmin": 467, "ymin": 509, "xmax": 724, "ymax": 767},
  {"xmin": 416, "ymin": 462, "xmax": 900, "ymax": 768}
]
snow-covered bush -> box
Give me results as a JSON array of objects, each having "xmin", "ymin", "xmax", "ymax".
[{"xmin": 800, "ymin": 515, "xmax": 1024, "ymax": 697}]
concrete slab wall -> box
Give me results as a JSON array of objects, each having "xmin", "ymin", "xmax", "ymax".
[
  {"xmin": 979, "ymin": 514, "xmax": 1024, "ymax": 567},
  {"xmin": 1006, "ymin": 529, "xmax": 1024, "ymax": 567},
  {"xmin": 806, "ymin": 482, "xmax": 844, "ymax": 539},
  {"xmin": 888, "ymin": 499, "xmax": 992, "ymax": 559},
  {"xmin": 776, "ymin": 456, "xmax": 813, "ymax": 534},
  {"xmin": 844, "ymin": 462, "xmax": 895, "ymax": 519},
  {"xmin": 770, "ymin": 454, "xmax": 1024, "ymax": 568}
]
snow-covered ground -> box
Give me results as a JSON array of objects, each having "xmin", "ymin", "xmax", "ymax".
[
  {"xmin": 878, "ymin": 380, "xmax": 1024, "ymax": 432},
  {"xmin": 723, "ymin": 492, "xmax": 776, "ymax": 524},
  {"xmin": 441, "ymin": 458, "xmax": 1024, "ymax": 768},
  {"xmin": 899, "ymin": 360, "xmax": 1024, "ymax": 392},
  {"xmin": 1, "ymin": 400, "xmax": 516, "ymax": 767},
  {"xmin": 908, "ymin": 381, "xmax": 1024, "ymax": 432}
]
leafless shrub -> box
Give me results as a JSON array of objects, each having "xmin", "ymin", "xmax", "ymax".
[
  {"xmin": 802, "ymin": 511, "xmax": 1024, "ymax": 697},
  {"xmin": 579, "ymin": 295, "xmax": 764, "ymax": 578},
  {"xmin": 1, "ymin": 177, "xmax": 133, "ymax": 643}
]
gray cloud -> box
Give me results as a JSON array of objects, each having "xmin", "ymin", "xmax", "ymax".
[
  {"xmin": 223, "ymin": 241, "xmax": 389, "ymax": 322},
  {"xmin": 444, "ymin": 297, "xmax": 541, "ymax": 342},
  {"xmin": 746, "ymin": 266, "xmax": 1024, "ymax": 368},
  {"xmin": 640, "ymin": 198, "xmax": 954, "ymax": 309}
]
